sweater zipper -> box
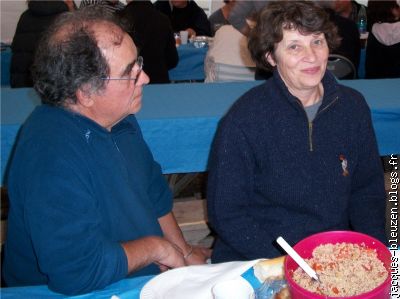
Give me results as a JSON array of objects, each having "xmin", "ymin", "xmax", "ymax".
[
  {"xmin": 314, "ymin": 96, "xmax": 339, "ymax": 121},
  {"xmin": 309, "ymin": 96, "xmax": 339, "ymax": 151},
  {"xmin": 298, "ymin": 96, "xmax": 339, "ymax": 152},
  {"xmin": 308, "ymin": 122, "xmax": 313, "ymax": 152}
]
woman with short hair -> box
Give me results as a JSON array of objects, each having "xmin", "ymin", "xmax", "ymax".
[{"xmin": 207, "ymin": 1, "xmax": 387, "ymax": 263}]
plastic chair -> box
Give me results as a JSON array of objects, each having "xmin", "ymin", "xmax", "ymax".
[
  {"xmin": 205, "ymin": 56, "xmax": 256, "ymax": 83},
  {"xmin": 327, "ymin": 54, "xmax": 357, "ymax": 79}
]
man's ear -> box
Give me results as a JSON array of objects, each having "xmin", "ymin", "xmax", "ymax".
[
  {"xmin": 266, "ymin": 52, "xmax": 276, "ymax": 67},
  {"xmin": 76, "ymin": 85, "xmax": 94, "ymax": 108}
]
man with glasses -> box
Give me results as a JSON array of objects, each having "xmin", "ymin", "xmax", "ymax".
[{"xmin": 2, "ymin": 7, "xmax": 210, "ymax": 296}]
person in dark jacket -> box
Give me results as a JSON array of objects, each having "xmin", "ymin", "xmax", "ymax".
[
  {"xmin": 332, "ymin": 0, "xmax": 364, "ymax": 23},
  {"xmin": 119, "ymin": 0, "xmax": 178, "ymax": 84},
  {"xmin": 154, "ymin": 0, "xmax": 211, "ymax": 37},
  {"xmin": 318, "ymin": 2, "xmax": 361, "ymax": 73},
  {"xmin": 10, "ymin": 0, "xmax": 74, "ymax": 88},
  {"xmin": 208, "ymin": 1, "xmax": 387, "ymax": 263},
  {"xmin": 365, "ymin": 0, "xmax": 400, "ymax": 78}
]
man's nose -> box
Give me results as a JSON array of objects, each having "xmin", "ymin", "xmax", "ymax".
[{"xmin": 137, "ymin": 71, "xmax": 150, "ymax": 86}]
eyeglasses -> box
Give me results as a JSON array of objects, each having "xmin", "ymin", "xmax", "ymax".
[{"xmin": 102, "ymin": 56, "xmax": 143, "ymax": 85}]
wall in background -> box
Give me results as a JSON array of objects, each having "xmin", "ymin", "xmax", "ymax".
[{"xmin": 1, "ymin": 1, "xmax": 28, "ymax": 44}]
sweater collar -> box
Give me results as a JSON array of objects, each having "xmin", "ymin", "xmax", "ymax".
[
  {"xmin": 271, "ymin": 68, "xmax": 339, "ymax": 110},
  {"xmin": 42, "ymin": 105, "xmax": 137, "ymax": 138}
]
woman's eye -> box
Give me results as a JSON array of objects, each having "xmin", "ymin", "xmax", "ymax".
[
  {"xmin": 313, "ymin": 39, "xmax": 324, "ymax": 46},
  {"xmin": 289, "ymin": 44, "xmax": 299, "ymax": 50}
]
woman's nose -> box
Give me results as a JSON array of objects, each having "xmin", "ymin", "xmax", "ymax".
[{"xmin": 303, "ymin": 47, "xmax": 317, "ymax": 62}]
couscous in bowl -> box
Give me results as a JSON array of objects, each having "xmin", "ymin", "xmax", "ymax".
[{"xmin": 284, "ymin": 231, "xmax": 391, "ymax": 299}]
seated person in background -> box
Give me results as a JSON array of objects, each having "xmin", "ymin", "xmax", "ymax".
[
  {"xmin": 366, "ymin": 0, "xmax": 400, "ymax": 78},
  {"xmin": 317, "ymin": 1, "xmax": 361, "ymax": 72},
  {"xmin": 2, "ymin": 7, "xmax": 210, "ymax": 295},
  {"xmin": 10, "ymin": 0, "xmax": 75, "ymax": 88},
  {"xmin": 227, "ymin": 1, "xmax": 269, "ymax": 36},
  {"xmin": 332, "ymin": 0, "xmax": 365, "ymax": 23},
  {"xmin": 80, "ymin": 0, "xmax": 125, "ymax": 13},
  {"xmin": 204, "ymin": 24, "xmax": 255, "ymax": 82},
  {"xmin": 119, "ymin": 0, "xmax": 178, "ymax": 84},
  {"xmin": 208, "ymin": 0, "xmax": 235, "ymax": 36},
  {"xmin": 225, "ymin": 0, "xmax": 272, "ymax": 80},
  {"xmin": 207, "ymin": 1, "xmax": 387, "ymax": 263},
  {"xmin": 154, "ymin": 0, "xmax": 211, "ymax": 37}
]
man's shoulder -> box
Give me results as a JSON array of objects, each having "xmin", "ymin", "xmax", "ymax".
[{"xmin": 21, "ymin": 106, "xmax": 79, "ymax": 139}]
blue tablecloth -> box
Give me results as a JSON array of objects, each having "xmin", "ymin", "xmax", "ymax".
[
  {"xmin": 1, "ymin": 79, "xmax": 400, "ymax": 184},
  {"xmin": 168, "ymin": 43, "xmax": 207, "ymax": 81},
  {"xmin": 1, "ymin": 47, "xmax": 11, "ymax": 86},
  {"xmin": 0, "ymin": 266, "xmax": 262, "ymax": 299},
  {"xmin": 358, "ymin": 48, "xmax": 366, "ymax": 79},
  {"xmin": 0, "ymin": 44, "xmax": 207, "ymax": 86},
  {"xmin": 1, "ymin": 275, "xmax": 152, "ymax": 299}
]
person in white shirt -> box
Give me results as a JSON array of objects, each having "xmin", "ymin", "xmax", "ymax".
[{"xmin": 205, "ymin": 22, "xmax": 256, "ymax": 82}]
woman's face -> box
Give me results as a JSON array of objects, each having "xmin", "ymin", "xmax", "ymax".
[{"xmin": 267, "ymin": 29, "xmax": 329, "ymax": 97}]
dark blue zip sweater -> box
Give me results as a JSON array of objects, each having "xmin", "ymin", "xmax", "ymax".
[
  {"xmin": 207, "ymin": 70, "xmax": 387, "ymax": 263},
  {"xmin": 3, "ymin": 106, "xmax": 171, "ymax": 294}
]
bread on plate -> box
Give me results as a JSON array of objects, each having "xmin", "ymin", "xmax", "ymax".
[
  {"xmin": 253, "ymin": 256, "xmax": 285, "ymax": 282},
  {"xmin": 253, "ymin": 256, "xmax": 291, "ymax": 299}
]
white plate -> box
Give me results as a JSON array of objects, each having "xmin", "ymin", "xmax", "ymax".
[{"xmin": 140, "ymin": 260, "xmax": 259, "ymax": 299}]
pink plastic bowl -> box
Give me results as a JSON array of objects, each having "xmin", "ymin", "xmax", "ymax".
[{"xmin": 284, "ymin": 231, "xmax": 391, "ymax": 299}]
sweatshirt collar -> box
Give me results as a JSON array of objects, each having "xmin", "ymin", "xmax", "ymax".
[{"xmin": 42, "ymin": 105, "xmax": 136, "ymax": 138}]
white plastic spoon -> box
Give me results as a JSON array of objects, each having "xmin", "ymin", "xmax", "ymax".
[{"xmin": 276, "ymin": 236, "xmax": 319, "ymax": 281}]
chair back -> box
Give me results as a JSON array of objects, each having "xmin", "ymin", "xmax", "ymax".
[
  {"xmin": 327, "ymin": 54, "xmax": 357, "ymax": 79},
  {"xmin": 205, "ymin": 56, "xmax": 256, "ymax": 83},
  {"xmin": 213, "ymin": 63, "xmax": 256, "ymax": 82}
]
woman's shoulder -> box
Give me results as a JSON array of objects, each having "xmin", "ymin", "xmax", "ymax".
[
  {"xmin": 225, "ymin": 81, "xmax": 273, "ymax": 119},
  {"xmin": 334, "ymin": 82, "xmax": 371, "ymax": 114}
]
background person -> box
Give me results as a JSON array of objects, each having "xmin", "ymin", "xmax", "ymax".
[
  {"xmin": 207, "ymin": 1, "xmax": 387, "ymax": 263},
  {"xmin": 225, "ymin": 0, "xmax": 272, "ymax": 80},
  {"xmin": 365, "ymin": 0, "xmax": 400, "ymax": 78},
  {"xmin": 10, "ymin": 0, "xmax": 75, "ymax": 88},
  {"xmin": 208, "ymin": 0, "xmax": 235, "ymax": 36},
  {"xmin": 119, "ymin": 0, "xmax": 179, "ymax": 84},
  {"xmin": 227, "ymin": 1, "xmax": 269, "ymax": 36},
  {"xmin": 317, "ymin": 1, "xmax": 361, "ymax": 74},
  {"xmin": 3, "ymin": 7, "xmax": 210, "ymax": 295},
  {"xmin": 154, "ymin": 0, "xmax": 211, "ymax": 37},
  {"xmin": 332, "ymin": 0, "xmax": 366, "ymax": 23},
  {"xmin": 204, "ymin": 24, "xmax": 256, "ymax": 82},
  {"xmin": 79, "ymin": 0, "xmax": 125, "ymax": 13}
]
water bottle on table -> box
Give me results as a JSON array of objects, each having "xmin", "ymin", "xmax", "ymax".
[{"xmin": 357, "ymin": 6, "xmax": 368, "ymax": 48}]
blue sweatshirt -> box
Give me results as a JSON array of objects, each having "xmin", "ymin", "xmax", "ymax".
[
  {"xmin": 207, "ymin": 70, "xmax": 387, "ymax": 263},
  {"xmin": 3, "ymin": 105, "xmax": 172, "ymax": 295}
]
